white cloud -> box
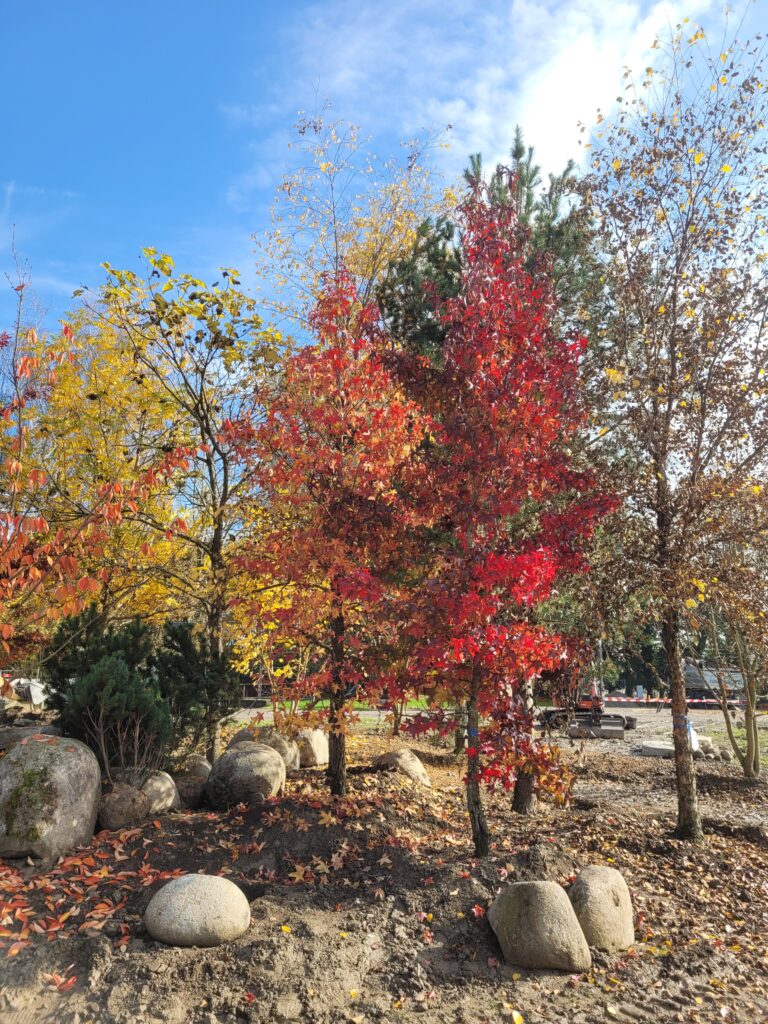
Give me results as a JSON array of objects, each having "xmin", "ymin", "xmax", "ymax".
[{"xmin": 277, "ymin": 0, "xmax": 717, "ymax": 177}]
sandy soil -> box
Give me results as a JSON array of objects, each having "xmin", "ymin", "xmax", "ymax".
[{"xmin": 1, "ymin": 719, "xmax": 767, "ymax": 1024}]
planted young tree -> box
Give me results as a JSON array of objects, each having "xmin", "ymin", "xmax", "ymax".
[
  {"xmin": 234, "ymin": 275, "xmax": 430, "ymax": 796},
  {"xmin": 582, "ymin": 25, "xmax": 768, "ymax": 839},
  {"xmin": 154, "ymin": 619, "xmax": 245, "ymax": 766},
  {"xmin": 705, "ymin": 605, "xmax": 764, "ymax": 779},
  {"xmin": 396, "ymin": 179, "xmax": 613, "ymax": 855}
]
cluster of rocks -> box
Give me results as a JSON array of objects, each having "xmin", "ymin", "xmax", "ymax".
[
  {"xmin": 693, "ymin": 734, "xmax": 734, "ymax": 762},
  {"xmin": 640, "ymin": 731, "xmax": 734, "ymax": 762},
  {"xmin": 0, "ymin": 713, "xmax": 434, "ymax": 864},
  {"xmin": 489, "ymin": 864, "xmax": 634, "ymax": 970}
]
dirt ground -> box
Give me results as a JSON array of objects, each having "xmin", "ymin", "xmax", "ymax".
[{"xmin": 1, "ymin": 711, "xmax": 767, "ymax": 1024}]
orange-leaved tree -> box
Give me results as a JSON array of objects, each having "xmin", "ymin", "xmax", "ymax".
[{"xmin": 232, "ymin": 274, "xmax": 432, "ymax": 796}]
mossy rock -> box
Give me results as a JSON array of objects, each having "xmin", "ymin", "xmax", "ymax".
[{"xmin": 0, "ymin": 735, "xmax": 100, "ymax": 864}]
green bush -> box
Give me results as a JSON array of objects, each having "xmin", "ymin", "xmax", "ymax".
[
  {"xmin": 44, "ymin": 610, "xmax": 170, "ymax": 783},
  {"xmin": 44, "ymin": 609, "xmax": 246, "ymax": 769},
  {"xmin": 154, "ymin": 620, "xmax": 246, "ymax": 763},
  {"xmin": 71, "ymin": 653, "xmax": 171, "ymax": 785}
]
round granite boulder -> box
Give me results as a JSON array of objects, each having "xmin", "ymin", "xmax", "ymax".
[
  {"xmin": 488, "ymin": 881, "xmax": 591, "ymax": 971},
  {"xmin": 144, "ymin": 874, "xmax": 250, "ymax": 947},
  {"xmin": 141, "ymin": 771, "xmax": 181, "ymax": 814},
  {"xmin": 0, "ymin": 735, "xmax": 100, "ymax": 863},
  {"xmin": 205, "ymin": 744, "xmax": 285, "ymax": 809},
  {"xmin": 99, "ymin": 783, "xmax": 150, "ymax": 830},
  {"xmin": 568, "ymin": 865, "xmax": 634, "ymax": 953}
]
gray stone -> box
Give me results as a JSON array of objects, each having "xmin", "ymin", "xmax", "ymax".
[
  {"xmin": 144, "ymin": 874, "xmax": 250, "ymax": 947},
  {"xmin": 0, "ymin": 735, "xmax": 100, "ymax": 862},
  {"xmin": 99, "ymin": 783, "xmax": 150, "ymax": 830},
  {"xmin": 640, "ymin": 741, "xmax": 675, "ymax": 759},
  {"xmin": 698, "ymin": 735, "xmax": 716, "ymax": 754},
  {"xmin": 719, "ymin": 747, "xmax": 734, "ymax": 762},
  {"xmin": 692, "ymin": 747, "xmax": 705, "ymax": 760},
  {"xmin": 253, "ymin": 728, "xmax": 301, "ymax": 771},
  {"xmin": 183, "ymin": 755, "xmax": 212, "ymax": 780},
  {"xmin": 174, "ymin": 774, "xmax": 206, "ymax": 809},
  {"xmin": 0, "ymin": 724, "xmax": 61, "ymax": 752},
  {"xmin": 228, "ymin": 728, "xmax": 255, "ymax": 748},
  {"xmin": 568, "ymin": 724, "xmax": 624, "ymax": 740},
  {"xmin": 296, "ymin": 729, "xmax": 329, "ymax": 767},
  {"xmin": 205, "ymin": 744, "xmax": 285, "ymax": 809},
  {"xmin": 488, "ymin": 881, "xmax": 591, "ymax": 971},
  {"xmin": 568, "ymin": 865, "xmax": 634, "ymax": 953},
  {"xmin": 374, "ymin": 749, "xmax": 431, "ymax": 787},
  {"xmin": 141, "ymin": 771, "xmax": 181, "ymax": 814}
]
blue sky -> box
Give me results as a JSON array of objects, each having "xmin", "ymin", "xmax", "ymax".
[{"xmin": 1, "ymin": 0, "xmax": 761, "ymax": 332}]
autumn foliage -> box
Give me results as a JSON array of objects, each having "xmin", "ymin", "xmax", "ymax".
[
  {"xmin": 386, "ymin": 180, "xmax": 614, "ymax": 852},
  {"xmin": 233, "ymin": 273, "xmax": 431, "ymax": 796}
]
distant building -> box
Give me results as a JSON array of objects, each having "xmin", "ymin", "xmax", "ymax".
[{"xmin": 683, "ymin": 659, "xmax": 743, "ymax": 700}]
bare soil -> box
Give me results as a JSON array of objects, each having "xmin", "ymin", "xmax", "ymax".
[{"xmin": 1, "ymin": 723, "xmax": 767, "ymax": 1024}]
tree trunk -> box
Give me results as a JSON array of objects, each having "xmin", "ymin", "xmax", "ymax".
[
  {"xmin": 662, "ymin": 607, "xmax": 703, "ymax": 841},
  {"xmin": 206, "ymin": 566, "xmax": 227, "ymax": 765},
  {"xmin": 466, "ymin": 673, "xmax": 490, "ymax": 857},
  {"xmin": 327, "ymin": 606, "xmax": 347, "ymax": 797},
  {"xmin": 206, "ymin": 719, "xmax": 222, "ymax": 763},
  {"xmin": 512, "ymin": 771, "xmax": 537, "ymax": 814},
  {"xmin": 513, "ymin": 677, "xmax": 537, "ymax": 815},
  {"xmin": 454, "ymin": 702, "xmax": 468, "ymax": 755}
]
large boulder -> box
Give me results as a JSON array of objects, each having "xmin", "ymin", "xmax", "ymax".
[
  {"xmin": 141, "ymin": 771, "xmax": 181, "ymax": 814},
  {"xmin": 228, "ymin": 728, "xmax": 255, "ymax": 748},
  {"xmin": 568, "ymin": 865, "xmax": 634, "ymax": 953},
  {"xmin": 205, "ymin": 744, "xmax": 285, "ymax": 809},
  {"xmin": 297, "ymin": 729, "xmax": 329, "ymax": 767},
  {"xmin": 183, "ymin": 755, "xmax": 212, "ymax": 780},
  {"xmin": 99, "ymin": 783, "xmax": 150, "ymax": 831},
  {"xmin": 374, "ymin": 749, "xmax": 431, "ymax": 787},
  {"xmin": 0, "ymin": 723, "xmax": 61, "ymax": 752},
  {"xmin": 0, "ymin": 735, "xmax": 100, "ymax": 863},
  {"xmin": 253, "ymin": 728, "xmax": 300, "ymax": 771},
  {"xmin": 488, "ymin": 881, "xmax": 592, "ymax": 971},
  {"xmin": 144, "ymin": 874, "xmax": 251, "ymax": 947},
  {"xmin": 174, "ymin": 774, "xmax": 206, "ymax": 810}
]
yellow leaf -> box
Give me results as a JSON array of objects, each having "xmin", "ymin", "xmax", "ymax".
[
  {"xmin": 281, "ymin": 924, "xmax": 292, "ymax": 934},
  {"xmin": 612, "ymin": 158, "xmax": 622, "ymax": 172},
  {"xmin": 658, "ymin": 304, "xmax": 666, "ymax": 314},
  {"xmin": 721, "ymin": 164, "xmax": 732, "ymax": 173},
  {"xmin": 694, "ymin": 152, "xmax": 704, "ymax": 165},
  {"xmin": 685, "ymin": 599, "xmax": 697, "ymax": 609}
]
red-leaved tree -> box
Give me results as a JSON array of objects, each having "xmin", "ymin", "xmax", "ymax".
[{"xmin": 397, "ymin": 179, "xmax": 615, "ymax": 855}]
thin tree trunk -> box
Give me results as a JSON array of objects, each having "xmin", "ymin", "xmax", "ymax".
[
  {"xmin": 512, "ymin": 771, "xmax": 537, "ymax": 814},
  {"xmin": 513, "ymin": 677, "xmax": 537, "ymax": 814},
  {"xmin": 466, "ymin": 670, "xmax": 490, "ymax": 857},
  {"xmin": 327, "ymin": 604, "xmax": 347, "ymax": 797},
  {"xmin": 663, "ymin": 607, "xmax": 703, "ymax": 841},
  {"xmin": 206, "ymin": 719, "xmax": 222, "ymax": 764},
  {"xmin": 454, "ymin": 702, "xmax": 468, "ymax": 754}
]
